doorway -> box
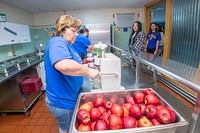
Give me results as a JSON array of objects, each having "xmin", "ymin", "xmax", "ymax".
[
  {"xmin": 151, "ymin": 1, "xmax": 166, "ymax": 27},
  {"xmin": 144, "ymin": 0, "xmax": 172, "ymax": 58}
]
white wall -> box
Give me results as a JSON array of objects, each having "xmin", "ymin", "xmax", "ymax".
[
  {"xmin": 0, "ymin": 2, "xmax": 144, "ymax": 27},
  {"xmin": 33, "ymin": 11, "xmax": 65, "ymax": 27},
  {"xmin": 34, "ymin": 8, "xmax": 144, "ymax": 27},
  {"xmin": 0, "ymin": 2, "xmax": 34, "ymax": 25},
  {"xmin": 0, "ymin": 2, "xmax": 145, "ymax": 59}
]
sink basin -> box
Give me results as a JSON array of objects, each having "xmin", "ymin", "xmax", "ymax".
[
  {"xmin": 0, "ymin": 52, "xmax": 43, "ymax": 77},
  {"xmin": 0, "ymin": 63, "xmax": 18, "ymax": 76},
  {"xmin": 27, "ymin": 56, "xmax": 41, "ymax": 64},
  {"xmin": 8, "ymin": 58, "xmax": 29, "ymax": 70},
  {"xmin": 0, "ymin": 63, "xmax": 17, "ymax": 69}
]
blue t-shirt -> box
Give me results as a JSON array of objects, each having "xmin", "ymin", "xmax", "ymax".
[
  {"xmin": 146, "ymin": 32, "xmax": 161, "ymax": 49},
  {"xmin": 72, "ymin": 33, "xmax": 91, "ymax": 57},
  {"xmin": 44, "ymin": 36, "xmax": 83, "ymax": 109}
]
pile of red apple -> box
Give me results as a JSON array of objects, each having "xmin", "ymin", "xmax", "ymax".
[{"xmin": 76, "ymin": 89, "xmax": 177, "ymax": 132}]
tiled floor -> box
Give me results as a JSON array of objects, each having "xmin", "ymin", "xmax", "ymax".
[{"xmin": 0, "ymin": 93, "xmax": 58, "ymax": 133}]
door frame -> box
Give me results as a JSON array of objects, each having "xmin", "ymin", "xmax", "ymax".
[{"xmin": 144, "ymin": 0, "xmax": 172, "ymax": 58}]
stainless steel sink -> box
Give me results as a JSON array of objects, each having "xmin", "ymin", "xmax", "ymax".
[
  {"xmin": 7, "ymin": 58, "xmax": 29, "ymax": 70},
  {"xmin": 0, "ymin": 58, "xmax": 29, "ymax": 76},
  {"xmin": 0, "ymin": 52, "xmax": 43, "ymax": 77},
  {"xmin": 0, "ymin": 63, "xmax": 18, "ymax": 76}
]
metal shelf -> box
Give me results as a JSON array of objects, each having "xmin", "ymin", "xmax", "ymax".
[{"xmin": 0, "ymin": 53, "xmax": 44, "ymax": 116}]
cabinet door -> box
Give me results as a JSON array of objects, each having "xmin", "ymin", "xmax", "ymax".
[
  {"xmin": 36, "ymin": 61, "xmax": 46, "ymax": 90},
  {"xmin": 0, "ymin": 22, "xmax": 19, "ymax": 45}
]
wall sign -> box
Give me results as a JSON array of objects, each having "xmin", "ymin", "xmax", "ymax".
[
  {"xmin": 116, "ymin": 13, "xmax": 134, "ymax": 28},
  {"xmin": 0, "ymin": 13, "xmax": 6, "ymax": 22}
]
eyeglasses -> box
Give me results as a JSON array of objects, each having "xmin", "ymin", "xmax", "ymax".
[{"xmin": 67, "ymin": 28, "xmax": 78, "ymax": 34}]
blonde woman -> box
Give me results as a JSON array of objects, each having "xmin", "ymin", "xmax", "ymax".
[{"xmin": 44, "ymin": 15, "xmax": 99, "ymax": 133}]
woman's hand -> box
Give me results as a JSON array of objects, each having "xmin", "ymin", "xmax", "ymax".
[
  {"xmin": 154, "ymin": 50, "xmax": 158, "ymax": 55},
  {"xmin": 87, "ymin": 63, "xmax": 99, "ymax": 69},
  {"xmin": 89, "ymin": 68, "xmax": 100, "ymax": 79}
]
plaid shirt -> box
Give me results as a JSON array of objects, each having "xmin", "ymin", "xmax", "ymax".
[{"xmin": 129, "ymin": 31, "xmax": 145, "ymax": 50}]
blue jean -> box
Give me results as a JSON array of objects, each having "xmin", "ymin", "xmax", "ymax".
[{"xmin": 45, "ymin": 97, "xmax": 73, "ymax": 132}]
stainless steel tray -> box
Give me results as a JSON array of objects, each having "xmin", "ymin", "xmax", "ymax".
[{"xmin": 69, "ymin": 88, "xmax": 188, "ymax": 133}]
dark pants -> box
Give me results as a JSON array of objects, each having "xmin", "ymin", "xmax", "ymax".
[{"xmin": 147, "ymin": 48, "xmax": 156, "ymax": 54}]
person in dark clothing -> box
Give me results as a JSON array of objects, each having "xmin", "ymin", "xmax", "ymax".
[{"xmin": 73, "ymin": 28, "xmax": 95, "ymax": 60}]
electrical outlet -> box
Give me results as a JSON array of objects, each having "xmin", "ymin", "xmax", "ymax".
[{"xmin": 34, "ymin": 35, "xmax": 39, "ymax": 40}]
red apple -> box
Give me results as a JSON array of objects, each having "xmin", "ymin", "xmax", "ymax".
[
  {"xmin": 150, "ymin": 118, "xmax": 161, "ymax": 126},
  {"xmin": 123, "ymin": 91, "xmax": 131, "ymax": 97},
  {"xmin": 137, "ymin": 116, "xmax": 153, "ymax": 127},
  {"xmin": 118, "ymin": 97, "xmax": 125, "ymax": 104},
  {"xmin": 145, "ymin": 105, "xmax": 157, "ymax": 119},
  {"xmin": 159, "ymin": 99, "xmax": 166, "ymax": 106},
  {"xmin": 94, "ymin": 97, "xmax": 105, "ymax": 107},
  {"xmin": 156, "ymin": 107, "xmax": 173, "ymax": 124},
  {"xmin": 166, "ymin": 106, "xmax": 177, "ymax": 122},
  {"xmin": 123, "ymin": 103, "xmax": 132, "ymax": 109},
  {"xmin": 156, "ymin": 105, "xmax": 165, "ymax": 110},
  {"xmin": 110, "ymin": 104, "xmax": 124, "ymax": 117},
  {"xmin": 78, "ymin": 124, "xmax": 91, "ymax": 131},
  {"xmin": 79, "ymin": 101, "xmax": 94, "ymax": 111},
  {"xmin": 98, "ymin": 106, "xmax": 107, "ymax": 114},
  {"xmin": 133, "ymin": 91, "xmax": 145, "ymax": 103},
  {"xmin": 129, "ymin": 104, "xmax": 143, "ymax": 119},
  {"xmin": 139, "ymin": 103, "xmax": 146, "ymax": 115},
  {"xmin": 125, "ymin": 95, "xmax": 135, "ymax": 105},
  {"xmin": 110, "ymin": 94, "xmax": 118, "ymax": 104},
  {"xmin": 77, "ymin": 109, "xmax": 90, "ymax": 124},
  {"xmin": 90, "ymin": 121, "xmax": 96, "ymax": 131},
  {"xmin": 170, "ymin": 110, "xmax": 176, "ymax": 123},
  {"xmin": 108, "ymin": 110, "xmax": 111, "ymax": 114},
  {"xmin": 90, "ymin": 107, "xmax": 102, "ymax": 121},
  {"xmin": 107, "ymin": 114, "xmax": 123, "ymax": 130},
  {"xmin": 94, "ymin": 93, "xmax": 104, "ymax": 99},
  {"xmin": 100, "ymin": 112, "xmax": 110, "ymax": 122},
  {"xmin": 122, "ymin": 116, "xmax": 137, "ymax": 128},
  {"xmin": 94, "ymin": 120, "xmax": 108, "ymax": 131},
  {"xmin": 104, "ymin": 101, "xmax": 113, "ymax": 110},
  {"xmin": 145, "ymin": 94, "xmax": 159, "ymax": 105},
  {"xmin": 123, "ymin": 106, "xmax": 129, "ymax": 116},
  {"xmin": 143, "ymin": 88, "xmax": 155, "ymax": 96}
]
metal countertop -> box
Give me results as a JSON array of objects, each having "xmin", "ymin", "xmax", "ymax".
[{"xmin": 0, "ymin": 55, "xmax": 44, "ymax": 84}]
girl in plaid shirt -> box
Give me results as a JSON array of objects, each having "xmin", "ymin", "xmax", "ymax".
[{"xmin": 128, "ymin": 21, "xmax": 145, "ymax": 51}]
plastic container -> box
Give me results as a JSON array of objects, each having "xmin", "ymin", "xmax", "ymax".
[
  {"xmin": 69, "ymin": 88, "xmax": 188, "ymax": 133},
  {"xmin": 20, "ymin": 77, "xmax": 43, "ymax": 93},
  {"xmin": 94, "ymin": 42, "xmax": 107, "ymax": 58}
]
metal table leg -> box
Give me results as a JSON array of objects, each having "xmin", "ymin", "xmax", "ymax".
[{"xmin": 134, "ymin": 60, "xmax": 140, "ymax": 88}]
